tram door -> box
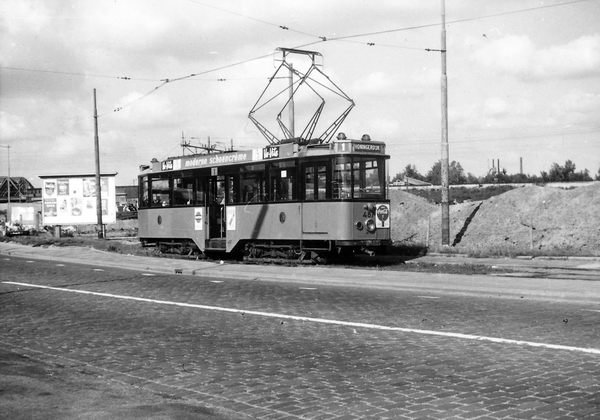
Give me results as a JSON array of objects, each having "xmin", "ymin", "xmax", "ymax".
[{"xmin": 207, "ymin": 176, "xmax": 226, "ymax": 240}]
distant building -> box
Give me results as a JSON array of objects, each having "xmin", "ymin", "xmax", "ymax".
[
  {"xmin": 391, "ymin": 177, "xmax": 432, "ymax": 188},
  {"xmin": 0, "ymin": 176, "xmax": 41, "ymax": 203},
  {"xmin": 116, "ymin": 185, "xmax": 138, "ymax": 210}
]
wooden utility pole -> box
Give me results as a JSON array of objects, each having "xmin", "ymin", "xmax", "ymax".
[
  {"xmin": 440, "ymin": 0, "xmax": 450, "ymax": 246},
  {"xmin": 93, "ymin": 89, "xmax": 105, "ymax": 238}
]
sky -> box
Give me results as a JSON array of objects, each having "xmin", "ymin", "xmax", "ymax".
[{"xmin": 1, "ymin": 0, "xmax": 599, "ymax": 187}]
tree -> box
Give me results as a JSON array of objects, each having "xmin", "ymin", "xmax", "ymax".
[
  {"xmin": 449, "ymin": 161, "xmax": 467, "ymax": 184},
  {"xmin": 391, "ymin": 172, "xmax": 402, "ymax": 183},
  {"xmin": 425, "ymin": 160, "xmax": 467, "ymax": 185},
  {"xmin": 466, "ymin": 172, "xmax": 479, "ymax": 184},
  {"xmin": 425, "ymin": 161, "xmax": 441, "ymax": 184},
  {"xmin": 391, "ymin": 164, "xmax": 425, "ymax": 183},
  {"xmin": 402, "ymin": 164, "xmax": 425, "ymax": 181},
  {"xmin": 548, "ymin": 160, "xmax": 592, "ymax": 182}
]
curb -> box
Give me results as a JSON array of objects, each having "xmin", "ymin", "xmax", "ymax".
[
  {"xmin": 2, "ymin": 242, "xmax": 600, "ymax": 305},
  {"xmin": 426, "ymin": 252, "xmax": 600, "ymax": 262}
]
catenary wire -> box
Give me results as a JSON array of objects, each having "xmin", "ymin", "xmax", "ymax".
[
  {"xmin": 326, "ymin": 0, "xmax": 592, "ymax": 42},
  {"xmin": 5, "ymin": 0, "xmax": 592, "ymax": 118},
  {"xmin": 387, "ymin": 125, "xmax": 600, "ymax": 148},
  {"xmin": 182, "ymin": 0, "xmax": 321, "ymax": 39},
  {"xmin": 97, "ymin": 51, "xmax": 277, "ymax": 117},
  {"xmin": 0, "ymin": 66, "xmax": 159, "ymax": 82}
]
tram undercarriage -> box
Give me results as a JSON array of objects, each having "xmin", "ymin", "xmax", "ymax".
[
  {"xmin": 140, "ymin": 237, "xmax": 389, "ymax": 263},
  {"xmin": 244, "ymin": 240, "xmax": 388, "ymax": 263}
]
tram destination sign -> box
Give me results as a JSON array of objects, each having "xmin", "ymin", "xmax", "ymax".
[
  {"xmin": 161, "ymin": 151, "xmax": 256, "ymax": 171},
  {"xmin": 263, "ymin": 146, "xmax": 280, "ymax": 159},
  {"xmin": 333, "ymin": 141, "xmax": 385, "ymax": 154},
  {"xmin": 353, "ymin": 142, "xmax": 384, "ymax": 153},
  {"xmin": 161, "ymin": 160, "xmax": 174, "ymax": 171}
]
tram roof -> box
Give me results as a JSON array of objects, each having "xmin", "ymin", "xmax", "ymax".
[{"xmin": 143, "ymin": 137, "xmax": 387, "ymax": 174}]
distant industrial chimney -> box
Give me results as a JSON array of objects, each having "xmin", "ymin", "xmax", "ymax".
[{"xmin": 520, "ymin": 157, "xmax": 523, "ymax": 174}]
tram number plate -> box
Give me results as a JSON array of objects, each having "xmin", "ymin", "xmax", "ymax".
[
  {"xmin": 363, "ymin": 211, "xmax": 374, "ymax": 218},
  {"xmin": 263, "ymin": 146, "xmax": 280, "ymax": 159}
]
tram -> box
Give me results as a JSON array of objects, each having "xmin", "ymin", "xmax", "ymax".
[
  {"xmin": 137, "ymin": 134, "xmax": 390, "ymax": 260},
  {"xmin": 137, "ymin": 48, "xmax": 391, "ymax": 260}
]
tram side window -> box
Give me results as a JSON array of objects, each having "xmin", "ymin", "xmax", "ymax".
[
  {"xmin": 270, "ymin": 163, "xmax": 296, "ymax": 201},
  {"xmin": 140, "ymin": 176, "xmax": 149, "ymax": 208},
  {"xmin": 196, "ymin": 177, "xmax": 205, "ymax": 205},
  {"xmin": 241, "ymin": 164, "xmax": 266, "ymax": 203},
  {"xmin": 317, "ymin": 165, "xmax": 327, "ymax": 199},
  {"xmin": 150, "ymin": 176, "xmax": 170, "ymax": 207},
  {"xmin": 226, "ymin": 174, "xmax": 239, "ymax": 204},
  {"xmin": 304, "ymin": 163, "xmax": 329, "ymax": 200},
  {"xmin": 333, "ymin": 158, "xmax": 352, "ymax": 199},
  {"xmin": 353, "ymin": 158, "xmax": 385, "ymax": 199},
  {"xmin": 305, "ymin": 166, "xmax": 315, "ymax": 200},
  {"xmin": 173, "ymin": 176, "xmax": 195, "ymax": 206}
]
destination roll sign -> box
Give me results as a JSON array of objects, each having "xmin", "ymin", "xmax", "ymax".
[{"xmin": 263, "ymin": 146, "xmax": 280, "ymax": 159}]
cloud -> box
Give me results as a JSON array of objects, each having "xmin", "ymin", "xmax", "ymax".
[
  {"xmin": 451, "ymin": 96, "xmax": 535, "ymax": 130},
  {"xmin": 110, "ymin": 90, "xmax": 174, "ymax": 127},
  {"xmin": 468, "ymin": 33, "xmax": 600, "ymax": 80},
  {"xmin": 552, "ymin": 90, "xmax": 600, "ymax": 123},
  {"xmin": 536, "ymin": 35, "xmax": 600, "ymax": 78},
  {"xmin": 351, "ymin": 67, "xmax": 438, "ymax": 100},
  {"xmin": 0, "ymin": 111, "xmax": 25, "ymax": 137},
  {"xmin": 0, "ymin": 0, "xmax": 51, "ymax": 36},
  {"xmin": 484, "ymin": 97, "xmax": 533, "ymax": 119},
  {"xmin": 352, "ymin": 71, "xmax": 389, "ymax": 95}
]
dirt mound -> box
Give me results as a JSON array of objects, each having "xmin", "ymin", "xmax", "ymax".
[
  {"xmin": 389, "ymin": 189, "xmax": 437, "ymax": 243},
  {"xmin": 390, "ymin": 182, "xmax": 600, "ymax": 256}
]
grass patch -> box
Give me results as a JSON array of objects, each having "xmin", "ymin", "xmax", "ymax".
[
  {"xmin": 430, "ymin": 243, "xmax": 600, "ymax": 258},
  {"xmin": 406, "ymin": 185, "xmax": 516, "ymax": 204},
  {"xmin": 0, "ymin": 231, "xmax": 145, "ymax": 256},
  {"xmin": 388, "ymin": 241, "xmax": 428, "ymax": 257}
]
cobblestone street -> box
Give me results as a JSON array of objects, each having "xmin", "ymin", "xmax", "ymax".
[{"xmin": 1, "ymin": 255, "xmax": 600, "ymax": 419}]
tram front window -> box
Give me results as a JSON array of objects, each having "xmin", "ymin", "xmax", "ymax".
[
  {"xmin": 140, "ymin": 176, "xmax": 149, "ymax": 207},
  {"xmin": 352, "ymin": 157, "xmax": 385, "ymax": 199},
  {"xmin": 150, "ymin": 176, "xmax": 170, "ymax": 207}
]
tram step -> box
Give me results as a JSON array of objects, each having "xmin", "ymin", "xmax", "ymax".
[{"xmin": 205, "ymin": 239, "xmax": 226, "ymax": 250}]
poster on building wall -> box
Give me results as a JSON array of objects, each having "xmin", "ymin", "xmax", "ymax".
[{"xmin": 40, "ymin": 174, "xmax": 117, "ymax": 225}]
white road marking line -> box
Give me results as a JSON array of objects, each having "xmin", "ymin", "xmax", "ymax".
[
  {"xmin": 417, "ymin": 296, "xmax": 440, "ymax": 299},
  {"xmin": 583, "ymin": 309, "xmax": 600, "ymax": 313},
  {"xmin": 56, "ymin": 264, "xmax": 65, "ymax": 267},
  {"xmin": 142, "ymin": 273, "xmax": 155, "ymax": 276},
  {"xmin": 93, "ymin": 269, "xmax": 104, "ymax": 271},
  {"xmin": 210, "ymin": 280, "xmax": 223, "ymax": 283},
  {"xmin": 299, "ymin": 287, "xmax": 317, "ymax": 290},
  {"xmin": 26, "ymin": 261, "xmax": 35, "ymax": 263},
  {"xmin": 4, "ymin": 281, "xmax": 600, "ymax": 355}
]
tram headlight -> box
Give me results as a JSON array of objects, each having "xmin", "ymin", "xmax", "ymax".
[
  {"xmin": 355, "ymin": 221, "xmax": 364, "ymax": 230},
  {"xmin": 365, "ymin": 219, "xmax": 376, "ymax": 233}
]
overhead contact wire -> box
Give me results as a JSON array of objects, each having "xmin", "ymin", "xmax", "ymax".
[
  {"xmin": 98, "ymin": 51, "xmax": 277, "ymax": 117},
  {"xmin": 326, "ymin": 0, "xmax": 591, "ymax": 43}
]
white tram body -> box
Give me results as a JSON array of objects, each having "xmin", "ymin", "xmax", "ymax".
[{"xmin": 138, "ymin": 135, "xmax": 391, "ymax": 259}]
